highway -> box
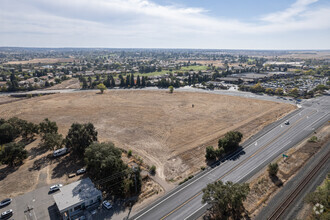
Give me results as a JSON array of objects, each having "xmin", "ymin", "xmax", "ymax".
[{"xmin": 131, "ymin": 95, "xmax": 330, "ymax": 220}]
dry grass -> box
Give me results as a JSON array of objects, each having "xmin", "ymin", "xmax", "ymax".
[
  {"xmin": 0, "ymin": 90, "xmax": 295, "ymax": 181},
  {"xmin": 4, "ymin": 58, "xmax": 76, "ymax": 65}
]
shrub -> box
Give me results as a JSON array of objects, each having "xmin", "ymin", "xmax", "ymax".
[
  {"xmin": 127, "ymin": 149, "xmax": 132, "ymax": 157},
  {"xmin": 268, "ymin": 163, "xmax": 279, "ymax": 177},
  {"xmin": 149, "ymin": 165, "xmax": 156, "ymax": 175},
  {"xmin": 308, "ymin": 136, "xmax": 318, "ymax": 143}
]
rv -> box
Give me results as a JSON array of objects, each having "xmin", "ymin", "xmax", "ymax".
[{"xmin": 53, "ymin": 147, "xmax": 68, "ymax": 157}]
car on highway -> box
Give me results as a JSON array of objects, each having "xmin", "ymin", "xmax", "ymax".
[
  {"xmin": 49, "ymin": 184, "xmax": 63, "ymax": 192},
  {"xmin": 102, "ymin": 201, "xmax": 112, "ymax": 210},
  {"xmin": 0, "ymin": 199, "xmax": 12, "ymax": 208},
  {"xmin": 76, "ymin": 168, "xmax": 86, "ymax": 175},
  {"xmin": 0, "ymin": 209, "xmax": 13, "ymax": 219},
  {"xmin": 285, "ymin": 120, "xmax": 290, "ymax": 125}
]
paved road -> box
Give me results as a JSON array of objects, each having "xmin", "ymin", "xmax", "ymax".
[{"xmin": 131, "ymin": 95, "xmax": 330, "ymax": 220}]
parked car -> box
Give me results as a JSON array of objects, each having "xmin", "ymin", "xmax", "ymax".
[
  {"xmin": 0, "ymin": 199, "xmax": 12, "ymax": 208},
  {"xmin": 102, "ymin": 201, "xmax": 112, "ymax": 210},
  {"xmin": 285, "ymin": 120, "xmax": 290, "ymax": 125},
  {"xmin": 0, "ymin": 209, "xmax": 13, "ymax": 219},
  {"xmin": 76, "ymin": 168, "xmax": 86, "ymax": 175},
  {"xmin": 53, "ymin": 147, "xmax": 68, "ymax": 157},
  {"xmin": 49, "ymin": 184, "xmax": 63, "ymax": 192}
]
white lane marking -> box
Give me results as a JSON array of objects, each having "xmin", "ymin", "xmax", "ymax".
[
  {"xmin": 134, "ymin": 109, "xmax": 312, "ymax": 219},
  {"xmin": 183, "ymin": 203, "xmax": 208, "ymax": 220}
]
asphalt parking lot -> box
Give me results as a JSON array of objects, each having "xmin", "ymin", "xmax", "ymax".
[{"xmin": 0, "ymin": 185, "xmax": 60, "ymax": 220}]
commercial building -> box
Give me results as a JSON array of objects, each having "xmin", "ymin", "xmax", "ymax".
[{"xmin": 53, "ymin": 178, "xmax": 102, "ymax": 220}]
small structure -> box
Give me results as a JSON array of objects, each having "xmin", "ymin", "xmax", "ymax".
[{"xmin": 53, "ymin": 178, "xmax": 102, "ymax": 220}]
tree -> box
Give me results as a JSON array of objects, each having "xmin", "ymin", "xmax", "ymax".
[
  {"xmin": 39, "ymin": 118, "xmax": 58, "ymax": 137},
  {"xmin": 141, "ymin": 76, "xmax": 146, "ymax": 87},
  {"xmin": 289, "ymin": 88, "xmax": 299, "ymax": 97},
  {"xmin": 0, "ymin": 142, "xmax": 27, "ymax": 166},
  {"xmin": 65, "ymin": 122, "xmax": 98, "ymax": 156},
  {"xmin": 169, "ymin": 86, "xmax": 174, "ymax": 93},
  {"xmin": 205, "ymin": 146, "xmax": 217, "ymax": 160},
  {"xmin": 0, "ymin": 123, "xmax": 18, "ymax": 145},
  {"xmin": 41, "ymin": 133, "xmax": 63, "ymax": 150},
  {"xmin": 149, "ymin": 165, "xmax": 156, "ymax": 175},
  {"xmin": 275, "ymin": 88, "xmax": 284, "ymax": 96},
  {"xmin": 251, "ymin": 83, "xmax": 265, "ymax": 93},
  {"xmin": 111, "ymin": 76, "xmax": 116, "ymax": 87},
  {"xmin": 81, "ymin": 77, "xmax": 88, "ymax": 89},
  {"xmin": 202, "ymin": 181, "xmax": 250, "ymax": 219},
  {"xmin": 218, "ymin": 131, "xmax": 243, "ymax": 153},
  {"xmin": 84, "ymin": 142, "xmax": 137, "ymax": 196},
  {"xmin": 97, "ymin": 83, "xmax": 107, "ymax": 94},
  {"xmin": 136, "ymin": 75, "xmax": 141, "ymax": 87},
  {"xmin": 130, "ymin": 74, "xmax": 135, "ymax": 87},
  {"xmin": 126, "ymin": 75, "xmax": 130, "ymax": 87},
  {"xmin": 21, "ymin": 121, "xmax": 39, "ymax": 140},
  {"xmin": 265, "ymin": 88, "xmax": 274, "ymax": 95},
  {"xmin": 268, "ymin": 162, "xmax": 279, "ymax": 177}
]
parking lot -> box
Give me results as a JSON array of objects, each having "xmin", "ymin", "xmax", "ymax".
[{"xmin": 0, "ymin": 184, "xmax": 132, "ymax": 220}]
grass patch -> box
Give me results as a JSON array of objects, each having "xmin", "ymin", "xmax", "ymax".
[{"xmin": 180, "ymin": 65, "xmax": 208, "ymax": 71}]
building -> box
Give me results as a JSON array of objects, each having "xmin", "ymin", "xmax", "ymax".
[{"xmin": 53, "ymin": 178, "xmax": 102, "ymax": 220}]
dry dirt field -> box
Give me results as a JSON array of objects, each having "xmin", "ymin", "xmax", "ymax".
[
  {"xmin": 4, "ymin": 58, "xmax": 76, "ymax": 65},
  {"xmin": 0, "ymin": 90, "xmax": 295, "ymax": 181}
]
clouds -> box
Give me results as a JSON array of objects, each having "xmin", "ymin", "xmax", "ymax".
[
  {"xmin": 261, "ymin": 0, "xmax": 319, "ymax": 23},
  {"xmin": 0, "ymin": 0, "xmax": 329, "ymax": 48}
]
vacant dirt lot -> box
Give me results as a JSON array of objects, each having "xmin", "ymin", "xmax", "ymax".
[
  {"xmin": 0, "ymin": 90, "xmax": 295, "ymax": 181},
  {"xmin": 4, "ymin": 58, "xmax": 76, "ymax": 65}
]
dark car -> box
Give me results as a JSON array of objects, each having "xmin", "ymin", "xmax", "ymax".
[
  {"xmin": 0, "ymin": 209, "xmax": 13, "ymax": 219},
  {"xmin": 0, "ymin": 199, "xmax": 11, "ymax": 208}
]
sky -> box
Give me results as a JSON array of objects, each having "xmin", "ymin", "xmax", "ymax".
[{"xmin": 1, "ymin": 0, "xmax": 330, "ymax": 49}]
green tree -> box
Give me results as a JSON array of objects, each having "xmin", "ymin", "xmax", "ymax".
[
  {"xmin": 251, "ymin": 83, "xmax": 265, "ymax": 93},
  {"xmin": 39, "ymin": 118, "xmax": 58, "ymax": 137},
  {"xmin": 275, "ymin": 88, "xmax": 284, "ymax": 96},
  {"xmin": 141, "ymin": 76, "xmax": 146, "ymax": 87},
  {"xmin": 0, "ymin": 142, "xmax": 27, "ymax": 166},
  {"xmin": 149, "ymin": 165, "xmax": 156, "ymax": 175},
  {"xmin": 0, "ymin": 123, "xmax": 19, "ymax": 145},
  {"xmin": 97, "ymin": 83, "xmax": 107, "ymax": 94},
  {"xmin": 136, "ymin": 75, "xmax": 141, "ymax": 87},
  {"xmin": 289, "ymin": 88, "xmax": 299, "ymax": 97},
  {"xmin": 41, "ymin": 133, "xmax": 63, "ymax": 150},
  {"xmin": 205, "ymin": 146, "xmax": 217, "ymax": 160},
  {"xmin": 268, "ymin": 162, "xmax": 279, "ymax": 177},
  {"xmin": 130, "ymin": 74, "xmax": 135, "ymax": 87},
  {"xmin": 169, "ymin": 85, "xmax": 174, "ymax": 93},
  {"xmin": 265, "ymin": 88, "xmax": 274, "ymax": 95},
  {"xmin": 21, "ymin": 121, "xmax": 39, "ymax": 140},
  {"xmin": 218, "ymin": 131, "xmax": 243, "ymax": 153},
  {"xmin": 202, "ymin": 181, "xmax": 250, "ymax": 219},
  {"xmin": 65, "ymin": 122, "xmax": 98, "ymax": 156}
]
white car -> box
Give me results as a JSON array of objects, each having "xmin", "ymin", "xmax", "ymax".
[
  {"xmin": 1, "ymin": 209, "xmax": 13, "ymax": 219},
  {"xmin": 102, "ymin": 201, "xmax": 112, "ymax": 210},
  {"xmin": 76, "ymin": 168, "xmax": 86, "ymax": 175},
  {"xmin": 49, "ymin": 184, "xmax": 63, "ymax": 192}
]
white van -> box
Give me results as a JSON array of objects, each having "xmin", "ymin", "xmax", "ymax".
[{"xmin": 53, "ymin": 147, "xmax": 68, "ymax": 157}]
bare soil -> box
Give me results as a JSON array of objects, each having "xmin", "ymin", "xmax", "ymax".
[
  {"xmin": 244, "ymin": 125, "xmax": 330, "ymax": 219},
  {"xmin": 45, "ymin": 78, "xmax": 80, "ymax": 90},
  {"xmin": 4, "ymin": 58, "xmax": 76, "ymax": 65},
  {"xmin": 0, "ymin": 90, "xmax": 295, "ymax": 182}
]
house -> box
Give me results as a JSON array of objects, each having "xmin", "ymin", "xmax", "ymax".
[{"xmin": 53, "ymin": 178, "xmax": 102, "ymax": 220}]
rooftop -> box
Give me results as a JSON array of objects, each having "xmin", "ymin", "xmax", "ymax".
[{"xmin": 53, "ymin": 178, "xmax": 102, "ymax": 212}]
